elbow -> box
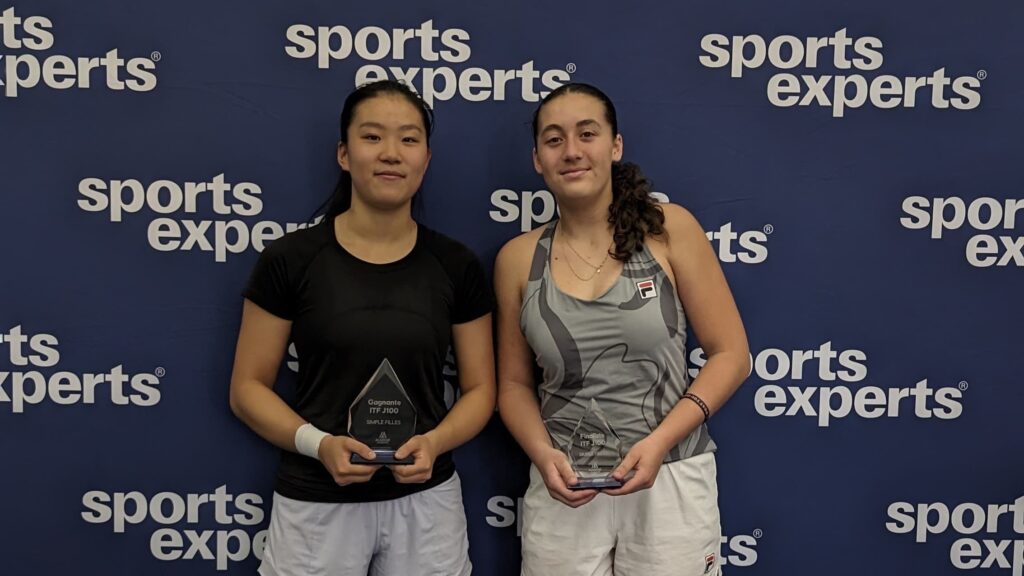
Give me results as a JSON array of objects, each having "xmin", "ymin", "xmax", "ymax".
[
  {"xmin": 738, "ymin": 355, "xmax": 752, "ymax": 386},
  {"xmin": 228, "ymin": 380, "xmax": 245, "ymax": 420},
  {"xmin": 496, "ymin": 382, "xmax": 519, "ymax": 426},
  {"xmin": 477, "ymin": 382, "xmax": 498, "ymax": 418},
  {"xmin": 724, "ymin": 336, "xmax": 751, "ymax": 383},
  {"xmin": 735, "ymin": 345, "xmax": 752, "ymax": 386},
  {"xmin": 703, "ymin": 344, "xmax": 752, "ymax": 387},
  {"xmin": 495, "ymin": 381, "xmax": 510, "ymax": 413}
]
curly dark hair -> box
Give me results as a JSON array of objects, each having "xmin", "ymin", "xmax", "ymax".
[{"xmin": 532, "ymin": 83, "xmax": 664, "ymax": 261}]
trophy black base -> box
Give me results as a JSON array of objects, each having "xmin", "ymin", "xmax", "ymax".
[
  {"xmin": 350, "ymin": 450, "xmax": 414, "ymax": 465},
  {"xmin": 570, "ymin": 477, "xmax": 623, "ymax": 490}
]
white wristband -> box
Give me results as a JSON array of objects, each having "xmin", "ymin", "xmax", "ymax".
[{"xmin": 294, "ymin": 423, "xmax": 329, "ymax": 460}]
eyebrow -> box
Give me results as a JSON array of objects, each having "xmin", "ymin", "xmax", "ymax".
[
  {"xmin": 356, "ymin": 122, "xmax": 424, "ymax": 133},
  {"xmin": 540, "ymin": 119, "xmax": 602, "ymax": 133}
]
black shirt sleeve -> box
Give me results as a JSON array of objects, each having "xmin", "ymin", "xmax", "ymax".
[
  {"xmin": 451, "ymin": 245, "xmax": 495, "ymax": 324},
  {"xmin": 242, "ymin": 235, "xmax": 298, "ymax": 320}
]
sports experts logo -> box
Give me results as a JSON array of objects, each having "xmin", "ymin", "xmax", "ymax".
[
  {"xmin": 0, "ymin": 325, "xmax": 162, "ymax": 414},
  {"xmin": 485, "ymin": 495, "xmax": 762, "ymax": 567},
  {"xmin": 284, "ymin": 20, "xmax": 572, "ymax": 105},
  {"xmin": 689, "ymin": 342, "xmax": 967, "ymax": 427},
  {"xmin": 0, "ymin": 6, "xmax": 158, "ymax": 98},
  {"xmin": 489, "ymin": 188, "xmax": 771, "ymax": 264},
  {"xmin": 77, "ymin": 174, "xmax": 320, "ymax": 262},
  {"xmin": 901, "ymin": 196, "xmax": 1024, "ymax": 267},
  {"xmin": 699, "ymin": 28, "xmax": 984, "ymax": 117},
  {"xmin": 887, "ymin": 497, "xmax": 1024, "ymax": 575},
  {"xmin": 82, "ymin": 486, "xmax": 266, "ymax": 572}
]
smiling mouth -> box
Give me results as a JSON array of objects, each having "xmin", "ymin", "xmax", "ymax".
[{"xmin": 560, "ymin": 168, "xmax": 590, "ymax": 177}]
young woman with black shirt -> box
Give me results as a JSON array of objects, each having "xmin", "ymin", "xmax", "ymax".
[{"xmin": 230, "ymin": 80, "xmax": 495, "ymax": 576}]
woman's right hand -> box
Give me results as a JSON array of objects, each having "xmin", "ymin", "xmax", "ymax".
[
  {"xmin": 533, "ymin": 445, "xmax": 598, "ymax": 508},
  {"xmin": 318, "ymin": 436, "xmax": 382, "ymax": 485}
]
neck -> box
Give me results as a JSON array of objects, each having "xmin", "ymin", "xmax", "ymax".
[
  {"xmin": 338, "ymin": 197, "xmax": 416, "ymax": 243},
  {"xmin": 556, "ymin": 186, "xmax": 614, "ymax": 244}
]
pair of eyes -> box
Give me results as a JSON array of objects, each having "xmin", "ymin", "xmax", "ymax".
[
  {"xmin": 542, "ymin": 131, "xmax": 600, "ymax": 146},
  {"xmin": 359, "ymin": 133, "xmax": 423, "ymax": 144}
]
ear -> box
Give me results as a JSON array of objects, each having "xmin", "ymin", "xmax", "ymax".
[
  {"xmin": 424, "ymin": 147, "xmax": 432, "ymax": 171},
  {"xmin": 337, "ymin": 141, "xmax": 349, "ymax": 171},
  {"xmin": 612, "ymin": 134, "xmax": 623, "ymax": 162},
  {"xmin": 532, "ymin": 147, "xmax": 542, "ymax": 174}
]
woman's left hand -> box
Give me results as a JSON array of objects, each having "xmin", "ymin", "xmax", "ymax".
[
  {"xmin": 389, "ymin": 433, "xmax": 440, "ymax": 483},
  {"xmin": 601, "ymin": 435, "xmax": 670, "ymax": 496}
]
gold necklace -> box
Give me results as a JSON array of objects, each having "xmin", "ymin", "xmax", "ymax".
[
  {"xmin": 556, "ymin": 223, "xmax": 613, "ymax": 282},
  {"xmin": 562, "ymin": 247, "xmax": 602, "ymax": 281}
]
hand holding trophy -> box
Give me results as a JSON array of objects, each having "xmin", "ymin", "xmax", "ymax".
[
  {"xmin": 547, "ymin": 398, "xmax": 626, "ymax": 491},
  {"xmin": 348, "ymin": 359, "xmax": 418, "ymax": 465}
]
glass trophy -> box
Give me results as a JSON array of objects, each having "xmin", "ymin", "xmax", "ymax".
[
  {"xmin": 347, "ymin": 359, "xmax": 417, "ymax": 465},
  {"xmin": 548, "ymin": 398, "xmax": 625, "ymax": 490}
]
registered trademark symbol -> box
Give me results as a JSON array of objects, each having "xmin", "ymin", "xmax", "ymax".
[
  {"xmin": 151, "ymin": 51, "xmax": 162, "ymax": 62},
  {"xmin": 566, "ymin": 63, "xmax": 577, "ymax": 74},
  {"xmin": 977, "ymin": 70, "xmax": 987, "ymax": 80},
  {"xmin": 155, "ymin": 367, "xmax": 166, "ymax": 377},
  {"xmin": 763, "ymin": 224, "xmax": 774, "ymax": 235},
  {"xmin": 958, "ymin": 381, "xmax": 969, "ymax": 391},
  {"xmin": 753, "ymin": 529, "xmax": 764, "ymax": 539}
]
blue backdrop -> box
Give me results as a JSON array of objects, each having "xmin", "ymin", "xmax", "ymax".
[{"xmin": 1, "ymin": 1, "xmax": 1022, "ymax": 574}]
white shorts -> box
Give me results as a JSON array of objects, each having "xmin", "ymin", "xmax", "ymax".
[
  {"xmin": 258, "ymin": 473, "xmax": 472, "ymax": 576},
  {"xmin": 521, "ymin": 452, "xmax": 724, "ymax": 576}
]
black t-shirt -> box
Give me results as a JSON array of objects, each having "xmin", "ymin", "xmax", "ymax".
[{"xmin": 243, "ymin": 221, "xmax": 493, "ymax": 503}]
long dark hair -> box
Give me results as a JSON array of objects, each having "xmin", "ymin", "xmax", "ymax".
[
  {"xmin": 317, "ymin": 80, "xmax": 434, "ymax": 220},
  {"xmin": 532, "ymin": 83, "xmax": 664, "ymax": 262}
]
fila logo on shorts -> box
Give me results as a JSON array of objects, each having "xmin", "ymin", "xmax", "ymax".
[
  {"xmin": 704, "ymin": 552, "xmax": 716, "ymax": 574},
  {"xmin": 636, "ymin": 279, "xmax": 656, "ymax": 299}
]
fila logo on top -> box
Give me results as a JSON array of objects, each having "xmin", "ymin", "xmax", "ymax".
[
  {"xmin": 284, "ymin": 19, "xmax": 572, "ymax": 105},
  {"xmin": 636, "ymin": 280, "xmax": 657, "ymax": 299},
  {"xmin": 699, "ymin": 28, "xmax": 984, "ymax": 117},
  {"xmin": 0, "ymin": 7, "xmax": 159, "ymax": 98}
]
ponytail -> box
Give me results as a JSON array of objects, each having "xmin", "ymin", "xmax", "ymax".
[{"xmin": 608, "ymin": 161, "xmax": 664, "ymax": 261}]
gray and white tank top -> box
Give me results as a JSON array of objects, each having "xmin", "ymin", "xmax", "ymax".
[{"xmin": 520, "ymin": 220, "xmax": 716, "ymax": 463}]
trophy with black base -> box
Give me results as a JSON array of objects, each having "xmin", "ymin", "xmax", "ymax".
[{"xmin": 348, "ymin": 359, "xmax": 417, "ymax": 465}]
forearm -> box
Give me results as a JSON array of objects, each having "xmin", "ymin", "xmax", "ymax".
[
  {"xmin": 648, "ymin": 350, "xmax": 749, "ymax": 450},
  {"xmin": 229, "ymin": 378, "xmax": 306, "ymax": 453},
  {"xmin": 498, "ymin": 382, "xmax": 554, "ymax": 464},
  {"xmin": 426, "ymin": 384, "xmax": 495, "ymax": 455}
]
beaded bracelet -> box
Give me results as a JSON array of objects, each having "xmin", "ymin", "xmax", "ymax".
[{"xmin": 683, "ymin": 392, "xmax": 711, "ymax": 423}]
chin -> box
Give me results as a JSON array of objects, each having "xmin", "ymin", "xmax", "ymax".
[
  {"xmin": 375, "ymin": 197, "xmax": 416, "ymax": 212},
  {"xmin": 553, "ymin": 183, "xmax": 602, "ymax": 202}
]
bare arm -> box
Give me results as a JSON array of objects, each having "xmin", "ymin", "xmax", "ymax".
[
  {"xmin": 657, "ymin": 203, "xmax": 750, "ymax": 439},
  {"xmin": 607, "ymin": 204, "xmax": 749, "ymax": 495},
  {"xmin": 495, "ymin": 235, "xmax": 598, "ymax": 506},
  {"xmin": 228, "ymin": 299, "xmax": 303, "ymax": 449},
  {"xmin": 432, "ymin": 314, "xmax": 497, "ymax": 453},
  {"xmin": 228, "ymin": 299, "xmax": 379, "ymax": 484}
]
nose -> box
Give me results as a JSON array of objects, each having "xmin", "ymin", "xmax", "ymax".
[
  {"xmin": 562, "ymin": 137, "xmax": 582, "ymax": 162},
  {"xmin": 379, "ymin": 137, "xmax": 401, "ymax": 164}
]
